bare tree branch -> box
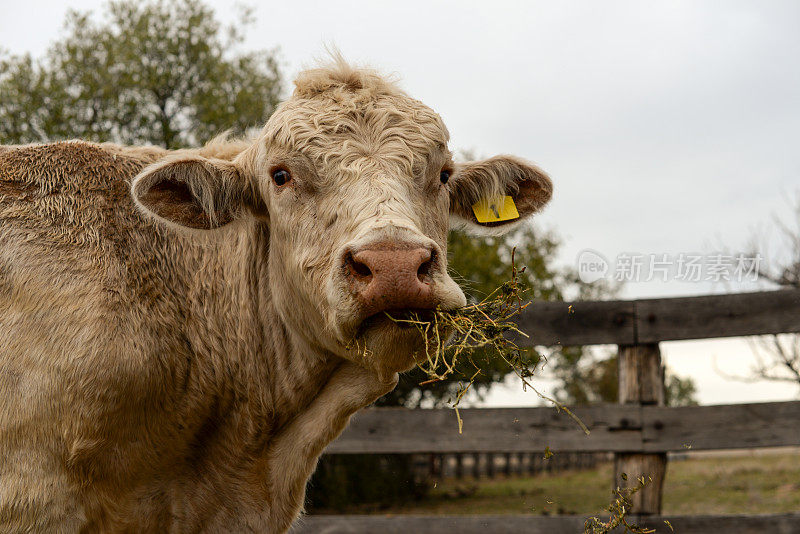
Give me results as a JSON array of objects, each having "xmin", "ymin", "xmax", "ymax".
[{"xmin": 722, "ymin": 190, "xmax": 800, "ymax": 393}]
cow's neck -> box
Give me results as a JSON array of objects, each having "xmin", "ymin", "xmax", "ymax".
[
  {"xmin": 177, "ymin": 220, "xmax": 340, "ymax": 430},
  {"xmin": 161, "ymin": 220, "xmax": 392, "ymax": 531}
]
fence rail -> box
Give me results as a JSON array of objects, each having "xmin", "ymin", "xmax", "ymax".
[
  {"xmin": 518, "ymin": 288, "xmax": 800, "ymax": 346},
  {"xmin": 293, "ymin": 513, "xmax": 800, "ymax": 534},
  {"xmin": 304, "ymin": 289, "xmax": 800, "ymax": 532},
  {"xmin": 327, "ymin": 401, "xmax": 800, "ymax": 454}
]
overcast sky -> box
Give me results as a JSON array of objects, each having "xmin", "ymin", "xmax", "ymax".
[{"xmin": 2, "ymin": 0, "xmax": 799, "ymax": 405}]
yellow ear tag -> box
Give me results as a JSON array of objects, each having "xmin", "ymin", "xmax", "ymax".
[{"xmin": 471, "ymin": 196, "xmax": 519, "ymax": 223}]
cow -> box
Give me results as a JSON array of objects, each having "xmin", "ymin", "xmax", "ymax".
[{"xmin": 0, "ymin": 58, "xmax": 552, "ymax": 532}]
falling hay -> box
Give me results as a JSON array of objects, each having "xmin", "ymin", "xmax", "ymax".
[{"xmin": 584, "ymin": 475, "xmax": 656, "ymax": 534}]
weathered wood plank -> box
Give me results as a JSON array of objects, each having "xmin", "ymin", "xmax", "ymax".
[
  {"xmin": 291, "ymin": 514, "xmax": 800, "ymax": 534},
  {"xmin": 635, "ymin": 513, "xmax": 800, "ymax": 534},
  {"xmin": 515, "ymin": 299, "xmax": 635, "ymax": 346},
  {"xmin": 618, "ymin": 344, "xmax": 664, "ymax": 406},
  {"xmin": 636, "ymin": 288, "xmax": 800, "ymax": 343},
  {"xmin": 642, "ymin": 401, "xmax": 800, "ymax": 452},
  {"xmin": 517, "ymin": 289, "xmax": 800, "ymax": 346},
  {"xmin": 291, "ymin": 515, "xmax": 588, "ymax": 534},
  {"xmin": 326, "ymin": 402, "xmax": 800, "ymax": 454},
  {"xmin": 326, "ymin": 405, "xmax": 642, "ymax": 454}
]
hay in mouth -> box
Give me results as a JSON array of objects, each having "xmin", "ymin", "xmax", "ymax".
[{"xmin": 353, "ymin": 248, "xmax": 588, "ymax": 435}]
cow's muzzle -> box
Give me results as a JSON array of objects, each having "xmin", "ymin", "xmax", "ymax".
[{"xmin": 343, "ymin": 241, "xmax": 439, "ymax": 322}]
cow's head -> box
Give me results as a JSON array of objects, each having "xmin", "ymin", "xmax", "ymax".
[{"xmin": 132, "ymin": 60, "xmax": 552, "ymax": 379}]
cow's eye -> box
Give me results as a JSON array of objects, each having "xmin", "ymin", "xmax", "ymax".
[
  {"xmin": 272, "ymin": 169, "xmax": 291, "ymax": 186},
  {"xmin": 439, "ymin": 170, "xmax": 451, "ymax": 184}
]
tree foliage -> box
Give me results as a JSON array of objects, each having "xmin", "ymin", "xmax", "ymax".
[{"xmin": 0, "ymin": 0, "xmax": 281, "ymax": 148}]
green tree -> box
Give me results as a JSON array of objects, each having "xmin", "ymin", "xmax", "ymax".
[
  {"xmin": 665, "ymin": 371, "xmax": 699, "ymax": 407},
  {"xmin": 0, "ymin": 0, "xmax": 281, "ymax": 148}
]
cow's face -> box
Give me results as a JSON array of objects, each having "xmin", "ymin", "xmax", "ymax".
[{"xmin": 132, "ymin": 64, "xmax": 552, "ymax": 379}]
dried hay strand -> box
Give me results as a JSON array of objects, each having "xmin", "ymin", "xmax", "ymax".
[{"xmin": 585, "ymin": 474, "xmax": 663, "ymax": 534}]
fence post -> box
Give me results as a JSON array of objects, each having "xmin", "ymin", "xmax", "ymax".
[
  {"xmin": 486, "ymin": 453, "xmax": 496, "ymax": 478},
  {"xmin": 614, "ymin": 343, "xmax": 667, "ymax": 515},
  {"xmin": 440, "ymin": 454, "xmax": 449, "ymax": 480}
]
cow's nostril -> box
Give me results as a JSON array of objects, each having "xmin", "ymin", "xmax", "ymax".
[
  {"xmin": 345, "ymin": 252, "xmax": 372, "ymax": 279},
  {"xmin": 417, "ymin": 249, "xmax": 435, "ymax": 282}
]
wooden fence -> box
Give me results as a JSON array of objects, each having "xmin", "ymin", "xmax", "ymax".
[
  {"xmin": 428, "ymin": 451, "xmax": 604, "ymax": 479},
  {"xmin": 293, "ymin": 289, "xmax": 800, "ymax": 533}
]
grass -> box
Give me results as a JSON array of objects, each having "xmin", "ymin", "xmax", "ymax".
[
  {"xmin": 662, "ymin": 452, "xmax": 800, "ymax": 515},
  {"xmin": 325, "ymin": 452, "xmax": 800, "ymax": 517}
]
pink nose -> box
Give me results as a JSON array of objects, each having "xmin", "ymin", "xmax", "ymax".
[{"xmin": 344, "ymin": 242, "xmax": 438, "ymax": 317}]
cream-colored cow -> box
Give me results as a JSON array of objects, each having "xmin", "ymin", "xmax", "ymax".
[{"xmin": 0, "ymin": 59, "xmax": 552, "ymax": 532}]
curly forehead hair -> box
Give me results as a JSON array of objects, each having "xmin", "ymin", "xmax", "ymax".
[{"xmin": 261, "ymin": 56, "xmax": 452, "ymax": 177}]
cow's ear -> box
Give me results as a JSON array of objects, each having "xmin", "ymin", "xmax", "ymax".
[
  {"xmin": 132, "ymin": 156, "xmax": 262, "ymax": 230},
  {"xmin": 449, "ymin": 155, "xmax": 552, "ymax": 234}
]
